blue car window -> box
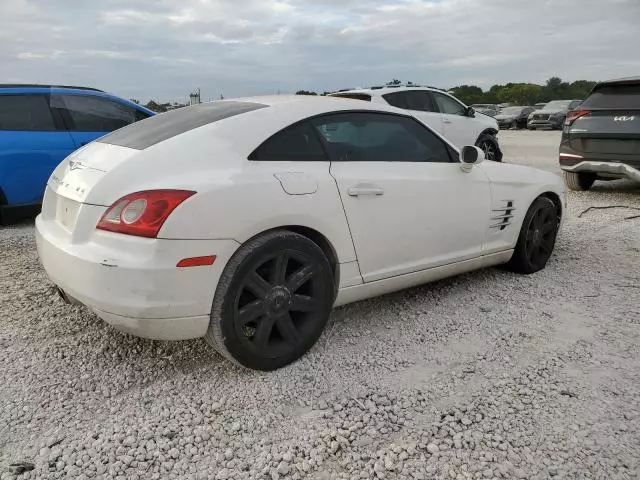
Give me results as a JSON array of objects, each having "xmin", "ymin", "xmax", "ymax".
[
  {"xmin": 52, "ymin": 94, "xmax": 138, "ymax": 132},
  {"xmin": 0, "ymin": 95, "xmax": 56, "ymax": 131}
]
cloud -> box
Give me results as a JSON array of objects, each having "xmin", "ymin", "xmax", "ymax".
[{"xmin": 0, "ymin": 0, "xmax": 638, "ymax": 102}]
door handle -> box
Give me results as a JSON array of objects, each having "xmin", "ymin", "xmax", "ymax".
[
  {"xmin": 443, "ymin": 119, "xmax": 452, "ymax": 124},
  {"xmin": 348, "ymin": 185, "xmax": 384, "ymax": 197}
]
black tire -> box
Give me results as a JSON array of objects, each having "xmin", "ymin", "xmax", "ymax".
[
  {"xmin": 475, "ymin": 133, "xmax": 503, "ymax": 162},
  {"xmin": 505, "ymin": 196, "xmax": 560, "ymax": 274},
  {"xmin": 205, "ymin": 230, "xmax": 334, "ymax": 370},
  {"xmin": 563, "ymin": 171, "xmax": 595, "ymax": 191}
]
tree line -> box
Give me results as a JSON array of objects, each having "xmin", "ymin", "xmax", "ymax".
[{"xmin": 296, "ymin": 77, "xmax": 597, "ymax": 106}]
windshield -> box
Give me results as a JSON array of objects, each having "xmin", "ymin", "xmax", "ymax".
[
  {"xmin": 544, "ymin": 100, "xmax": 571, "ymax": 110},
  {"xmin": 500, "ymin": 107, "xmax": 525, "ymax": 115}
]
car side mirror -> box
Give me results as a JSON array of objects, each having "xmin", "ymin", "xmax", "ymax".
[
  {"xmin": 466, "ymin": 106, "xmax": 475, "ymax": 118},
  {"xmin": 460, "ymin": 146, "xmax": 485, "ymax": 172}
]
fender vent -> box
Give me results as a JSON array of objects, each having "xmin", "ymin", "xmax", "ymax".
[{"xmin": 490, "ymin": 201, "xmax": 515, "ymax": 231}]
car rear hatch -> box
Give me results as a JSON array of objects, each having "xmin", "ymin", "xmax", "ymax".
[{"xmin": 567, "ymin": 82, "xmax": 640, "ymax": 156}]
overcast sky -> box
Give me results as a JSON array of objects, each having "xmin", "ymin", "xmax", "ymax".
[{"xmin": 1, "ymin": 0, "xmax": 638, "ymax": 103}]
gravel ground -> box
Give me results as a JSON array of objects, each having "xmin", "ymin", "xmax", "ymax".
[{"xmin": 1, "ymin": 131, "xmax": 639, "ymax": 480}]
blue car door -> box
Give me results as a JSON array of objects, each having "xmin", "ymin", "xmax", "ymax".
[
  {"xmin": 0, "ymin": 93, "xmax": 76, "ymax": 205},
  {"xmin": 51, "ymin": 94, "xmax": 149, "ymax": 149}
]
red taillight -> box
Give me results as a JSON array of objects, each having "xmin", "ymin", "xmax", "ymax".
[
  {"xmin": 97, "ymin": 190, "xmax": 195, "ymax": 238},
  {"xmin": 565, "ymin": 109, "xmax": 591, "ymax": 126}
]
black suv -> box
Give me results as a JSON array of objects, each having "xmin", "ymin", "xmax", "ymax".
[{"xmin": 559, "ymin": 77, "xmax": 640, "ymax": 190}]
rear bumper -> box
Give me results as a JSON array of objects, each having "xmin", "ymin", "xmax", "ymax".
[
  {"xmin": 560, "ymin": 160, "xmax": 640, "ymax": 182},
  {"xmin": 36, "ymin": 214, "xmax": 240, "ymax": 340}
]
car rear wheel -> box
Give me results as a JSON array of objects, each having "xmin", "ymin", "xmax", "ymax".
[
  {"xmin": 205, "ymin": 230, "xmax": 334, "ymax": 370},
  {"xmin": 563, "ymin": 171, "xmax": 595, "ymax": 191},
  {"xmin": 475, "ymin": 134, "xmax": 503, "ymax": 162},
  {"xmin": 504, "ymin": 196, "xmax": 560, "ymax": 274}
]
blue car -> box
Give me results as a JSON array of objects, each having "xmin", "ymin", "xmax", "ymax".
[{"xmin": 0, "ymin": 84, "xmax": 154, "ymax": 221}]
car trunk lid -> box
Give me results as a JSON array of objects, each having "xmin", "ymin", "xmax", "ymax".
[
  {"xmin": 47, "ymin": 142, "xmax": 138, "ymax": 204},
  {"xmin": 44, "ymin": 142, "xmax": 139, "ymax": 234}
]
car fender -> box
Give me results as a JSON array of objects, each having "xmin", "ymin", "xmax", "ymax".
[{"xmin": 479, "ymin": 162, "xmax": 564, "ymax": 251}]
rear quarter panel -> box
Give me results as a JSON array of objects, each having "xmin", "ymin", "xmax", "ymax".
[{"xmin": 159, "ymin": 159, "xmax": 358, "ymax": 265}]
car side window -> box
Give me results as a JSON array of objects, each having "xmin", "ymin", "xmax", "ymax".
[
  {"xmin": 382, "ymin": 92, "xmax": 409, "ymax": 109},
  {"xmin": 53, "ymin": 94, "xmax": 138, "ymax": 132},
  {"xmin": 0, "ymin": 94, "xmax": 56, "ymax": 131},
  {"xmin": 383, "ymin": 91, "xmax": 437, "ymax": 112},
  {"xmin": 432, "ymin": 92, "xmax": 467, "ymax": 116},
  {"xmin": 311, "ymin": 112, "xmax": 452, "ymax": 163},
  {"xmin": 135, "ymin": 109, "xmax": 151, "ymax": 122},
  {"xmin": 249, "ymin": 121, "xmax": 328, "ymax": 161},
  {"xmin": 404, "ymin": 91, "xmax": 437, "ymax": 112}
]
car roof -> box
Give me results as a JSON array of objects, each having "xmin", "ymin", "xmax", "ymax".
[
  {"xmin": 592, "ymin": 76, "xmax": 640, "ymax": 91},
  {"xmin": 330, "ymin": 85, "xmax": 443, "ymax": 96},
  {"xmin": 0, "ymin": 84, "xmax": 154, "ymax": 114},
  {"xmin": 97, "ymin": 95, "xmax": 413, "ymax": 151},
  {"xmin": 231, "ymin": 94, "xmax": 405, "ymax": 112},
  {"xmin": 0, "ymin": 84, "xmax": 103, "ymax": 92}
]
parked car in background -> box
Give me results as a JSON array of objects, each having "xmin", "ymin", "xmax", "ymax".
[
  {"xmin": 471, "ymin": 104, "xmax": 501, "ymax": 117},
  {"xmin": 495, "ymin": 106, "xmax": 535, "ymax": 129},
  {"xmin": 0, "ymin": 84, "xmax": 154, "ymax": 221},
  {"xmin": 559, "ymin": 77, "xmax": 640, "ymax": 190},
  {"xmin": 330, "ymin": 85, "xmax": 503, "ymax": 161},
  {"xmin": 534, "ymin": 103, "xmax": 547, "ymax": 110},
  {"xmin": 36, "ymin": 95, "xmax": 564, "ymax": 370},
  {"xmin": 527, "ymin": 99, "xmax": 582, "ymax": 130}
]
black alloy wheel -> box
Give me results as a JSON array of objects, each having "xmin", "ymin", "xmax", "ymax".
[
  {"xmin": 476, "ymin": 134, "xmax": 502, "ymax": 162},
  {"xmin": 206, "ymin": 231, "xmax": 334, "ymax": 370},
  {"xmin": 505, "ymin": 196, "xmax": 560, "ymax": 274}
]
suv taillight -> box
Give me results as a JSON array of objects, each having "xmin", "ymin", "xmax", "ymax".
[
  {"xmin": 97, "ymin": 190, "xmax": 195, "ymax": 238},
  {"xmin": 565, "ymin": 109, "xmax": 591, "ymax": 126}
]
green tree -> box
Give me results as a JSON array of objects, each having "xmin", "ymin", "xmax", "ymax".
[
  {"xmin": 295, "ymin": 90, "xmax": 318, "ymax": 95},
  {"xmin": 449, "ymin": 85, "xmax": 484, "ymax": 105},
  {"xmin": 568, "ymin": 80, "xmax": 596, "ymax": 99},
  {"xmin": 144, "ymin": 100, "xmax": 168, "ymax": 113},
  {"xmin": 498, "ymin": 83, "xmax": 542, "ymax": 105}
]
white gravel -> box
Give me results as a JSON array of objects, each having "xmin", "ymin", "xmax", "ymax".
[{"xmin": 1, "ymin": 131, "xmax": 639, "ymax": 480}]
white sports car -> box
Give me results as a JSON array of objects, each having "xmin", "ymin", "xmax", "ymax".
[{"xmin": 36, "ymin": 96, "xmax": 564, "ymax": 370}]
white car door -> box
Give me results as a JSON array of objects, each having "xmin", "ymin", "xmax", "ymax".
[
  {"xmin": 431, "ymin": 91, "xmax": 481, "ymax": 148},
  {"xmin": 311, "ymin": 112, "xmax": 492, "ymax": 283},
  {"xmin": 380, "ymin": 90, "xmax": 445, "ymax": 136}
]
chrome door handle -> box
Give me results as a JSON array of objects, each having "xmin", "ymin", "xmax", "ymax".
[{"xmin": 348, "ymin": 185, "xmax": 384, "ymax": 197}]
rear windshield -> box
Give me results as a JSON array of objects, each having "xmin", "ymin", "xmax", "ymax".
[
  {"xmin": 330, "ymin": 93, "xmax": 372, "ymax": 102},
  {"xmin": 98, "ymin": 101, "xmax": 268, "ymax": 150},
  {"xmin": 581, "ymin": 84, "xmax": 640, "ymax": 109}
]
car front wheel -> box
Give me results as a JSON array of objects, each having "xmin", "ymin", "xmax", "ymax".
[
  {"xmin": 205, "ymin": 230, "xmax": 334, "ymax": 370},
  {"xmin": 475, "ymin": 133, "xmax": 503, "ymax": 162},
  {"xmin": 504, "ymin": 196, "xmax": 560, "ymax": 274}
]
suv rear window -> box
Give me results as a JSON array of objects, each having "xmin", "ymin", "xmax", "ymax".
[
  {"xmin": 0, "ymin": 94, "xmax": 56, "ymax": 131},
  {"xmin": 581, "ymin": 84, "xmax": 640, "ymax": 109},
  {"xmin": 99, "ymin": 101, "xmax": 268, "ymax": 150}
]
